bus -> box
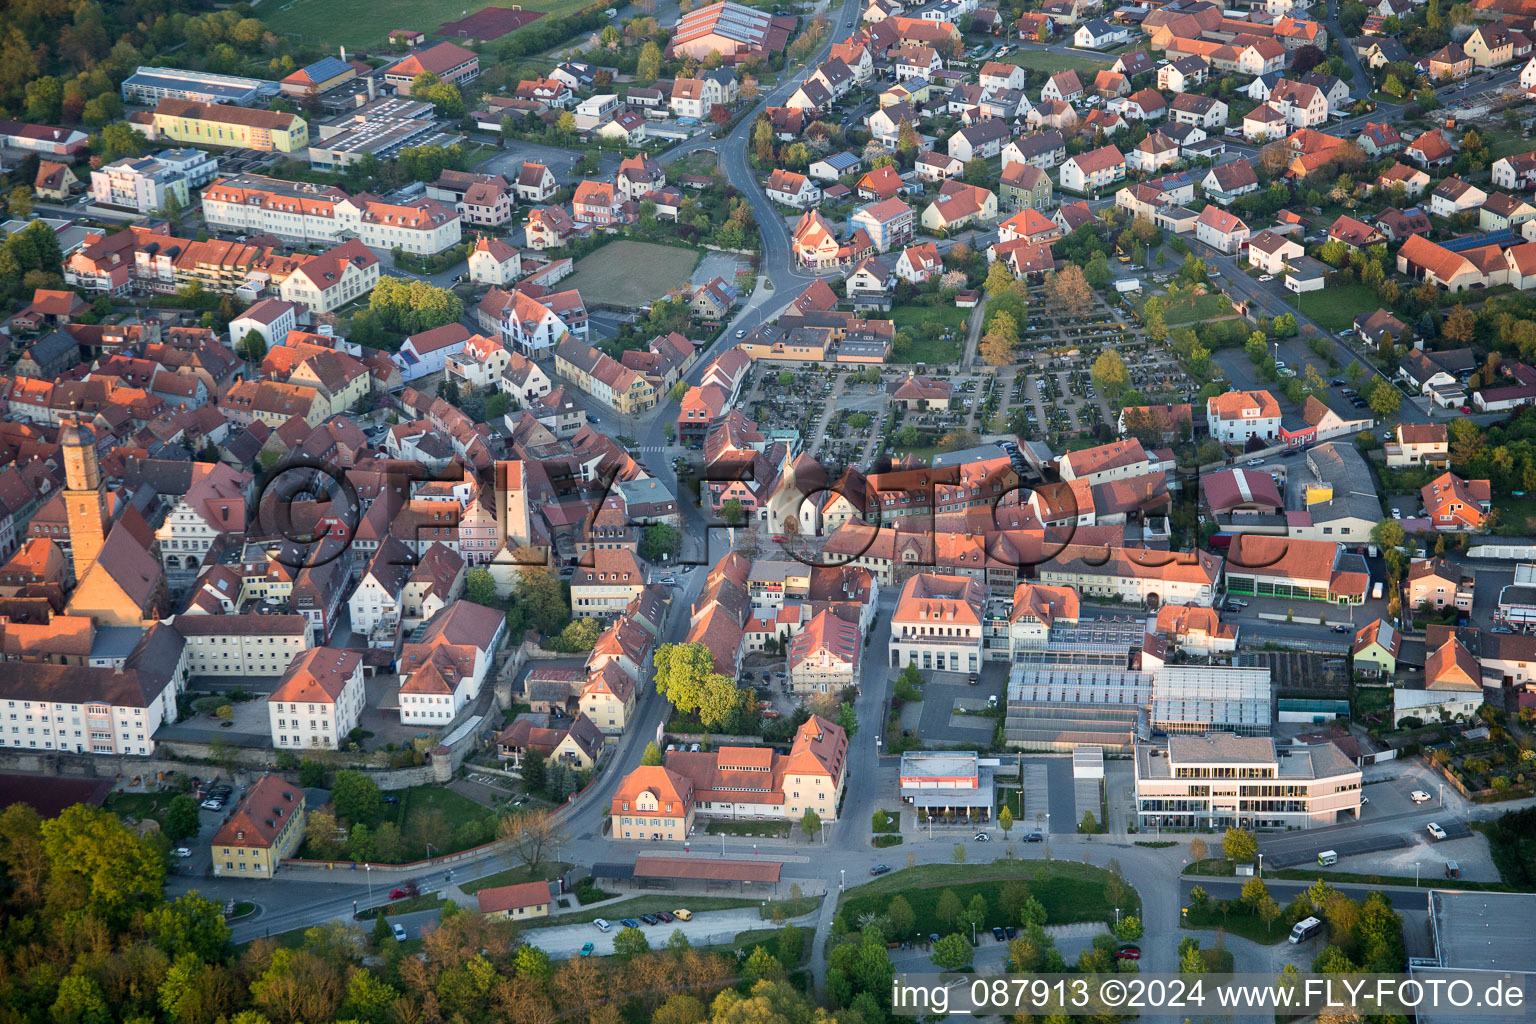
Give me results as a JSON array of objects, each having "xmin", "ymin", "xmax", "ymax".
[{"xmin": 1289, "ymin": 917, "xmax": 1323, "ymax": 944}]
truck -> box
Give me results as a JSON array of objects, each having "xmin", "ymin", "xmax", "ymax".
[
  {"xmin": 1372, "ymin": 580, "xmax": 1384, "ymax": 599},
  {"xmin": 1115, "ymin": 278, "xmax": 1141, "ymax": 293}
]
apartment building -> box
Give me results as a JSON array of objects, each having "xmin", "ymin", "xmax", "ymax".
[
  {"xmin": 202, "ymin": 174, "xmax": 462, "ymax": 254},
  {"xmin": 889, "ymin": 573, "xmax": 988, "ymax": 672},
  {"xmin": 267, "ymin": 647, "xmax": 365, "ymax": 750},
  {"xmin": 210, "ymin": 773, "xmax": 306, "ymax": 877},
  {"xmin": 173, "ymin": 613, "xmax": 314, "ymax": 677}
]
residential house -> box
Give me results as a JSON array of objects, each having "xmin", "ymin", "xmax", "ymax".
[
  {"xmin": 1194, "ymin": 205, "xmax": 1249, "ymax": 253},
  {"xmin": 1059, "ymin": 145, "xmax": 1125, "ymax": 194}
]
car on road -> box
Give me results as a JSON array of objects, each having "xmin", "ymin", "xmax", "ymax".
[
  {"xmin": 1460, "ymin": 405, "xmax": 1472, "ymax": 414},
  {"xmin": 619, "ymin": 919, "xmax": 640, "ymax": 929},
  {"xmin": 594, "ymin": 919, "xmax": 612, "ymax": 931},
  {"xmin": 173, "ymin": 847, "xmax": 193, "ymax": 858},
  {"xmin": 1247, "ymin": 458, "xmax": 1265, "ymax": 466},
  {"xmin": 389, "ymin": 888, "xmax": 413, "ymax": 900},
  {"xmin": 1024, "ymin": 832, "xmax": 1043, "ymax": 843},
  {"xmin": 1331, "ymin": 624, "xmax": 1350, "ymax": 633},
  {"xmin": 672, "ymin": 909, "xmax": 692, "ymax": 921},
  {"xmin": 1427, "ymin": 822, "xmax": 1447, "ymax": 840},
  {"xmin": 973, "ymin": 832, "xmax": 991, "ymax": 842},
  {"xmin": 871, "ymin": 864, "xmax": 892, "ymax": 875},
  {"xmin": 1411, "ymin": 790, "xmax": 1432, "ymax": 803},
  {"xmin": 1116, "ymin": 945, "xmax": 1141, "ymax": 961},
  {"xmin": 992, "ymin": 926, "xmax": 1006, "ymax": 941},
  {"xmin": 1258, "ymin": 274, "xmax": 1273, "ymax": 282},
  {"xmin": 392, "ymin": 923, "xmax": 408, "ymax": 941},
  {"xmin": 580, "ymin": 942, "xmax": 595, "ymax": 957}
]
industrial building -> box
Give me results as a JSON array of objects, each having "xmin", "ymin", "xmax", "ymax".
[
  {"xmin": 122, "ymin": 67, "xmax": 279, "ymax": 107},
  {"xmin": 308, "ymin": 97, "xmax": 464, "ymax": 170}
]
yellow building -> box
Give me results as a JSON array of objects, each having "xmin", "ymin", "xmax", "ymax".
[
  {"xmin": 152, "ymin": 98, "xmax": 309, "ymax": 153},
  {"xmin": 475, "ymin": 881, "xmax": 552, "ymax": 920},
  {"xmin": 210, "ymin": 774, "xmax": 306, "ymax": 877}
]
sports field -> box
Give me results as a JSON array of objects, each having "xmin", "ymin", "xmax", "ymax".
[
  {"xmin": 565, "ymin": 241, "xmax": 700, "ymax": 307},
  {"xmin": 261, "ymin": 0, "xmax": 581, "ymax": 49}
]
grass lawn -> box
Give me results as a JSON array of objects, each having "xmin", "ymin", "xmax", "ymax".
[
  {"xmin": 890, "ymin": 304, "xmax": 968, "ymax": 364},
  {"xmin": 459, "ymin": 861, "xmax": 574, "ymax": 895},
  {"xmin": 1137, "ymin": 290, "xmax": 1231, "ymax": 326},
  {"xmin": 359, "ymin": 893, "xmax": 447, "ymax": 918},
  {"xmin": 1494, "ymin": 494, "xmax": 1536, "ymax": 535},
  {"xmin": 565, "ymin": 241, "xmax": 700, "ymax": 307},
  {"xmin": 1485, "ymin": 131, "xmax": 1535, "ymax": 161},
  {"xmin": 1181, "ymin": 901, "xmax": 1295, "ymax": 945},
  {"xmin": 1286, "ymin": 282, "xmax": 1379, "ymax": 332},
  {"xmin": 105, "ymin": 791, "xmax": 181, "ymax": 826},
  {"xmin": 260, "ymin": 0, "xmax": 583, "ymax": 49},
  {"xmin": 1003, "ymin": 47, "xmax": 1111, "ymax": 76},
  {"xmin": 704, "ymin": 820, "xmax": 792, "ymax": 838},
  {"xmin": 837, "ymin": 861, "xmax": 1138, "ymax": 937},
  {"xmin": 393, "ymin": 786, "xmax": 494, "ymax": 861}
]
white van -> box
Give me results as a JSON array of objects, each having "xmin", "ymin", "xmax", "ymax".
[
  {"xmin": 1289, "ymin": 917, "xmax": 1323, "ymax": 943},
  {"xmin": 1317, "ymin": 850, "xmax": 1337, "ymax": 866}
]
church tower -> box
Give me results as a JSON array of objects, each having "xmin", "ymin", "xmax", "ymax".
[{"xmin": 61, "ymin": 418, "xmax": 109, "ymax": 582}]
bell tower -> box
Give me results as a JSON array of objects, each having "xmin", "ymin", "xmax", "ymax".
[{"xmin": 61, "ymin": 417, "xmax": 109, "ymax": 582}]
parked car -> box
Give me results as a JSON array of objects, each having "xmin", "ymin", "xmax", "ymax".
[
  {"xmin": 639, "ymin": 914, "xmax": 659, "ymax": 926},
  {"xmin": 1331, "ymin": 624, "xmax": 1350, "ymax": 633},
  {"xmin": 1117, "ymin": 945, "xmax": 1141, "ymax": 961},
  {"xmin": 1427, "ymin": 822, "xmax": 1447, "ymax": 840},
  {"xmin": 1258, "ymin": 274, "xmax": 1273, "ymax": 282},
  {"xmin": 1004, "ymin": 925, "xmax": 1017, "ymax": 939},
  {"xmin": 594, "ymin": 919, "xmax": 612, "ymax": 931},
  {"xmin": 200, "ymin": 799, "xmax": 223, "ymax": 811},
  {"xmin": 1024, "ymin": 832, "xmax": 1043, "ymax": 843},
  {"xmin": 656, "ymin": 910, "xmax": 675, "ymax": 923},
  {"xmin": 973, "ymin": 832, "xmax": 991, "ymax": 842},
  {"xmin": 1411, "ymin": 790, "xmax": 1432, "ymax": 803},
  {"xmin": 619, "ymin": 919, "xmax": 640, "ymax": 929},
  {"xmin": 992, "ymin": 926, "xmax": 1006, "ymax": 941},
  {"xmin": 392, "ymin": 924, "xmax": 408, "ymax": 941},
  {"xmin": 871, "ymin": 864, "xmax": 892, "ymax": 875},
  {"xmin": 672, "ymin": 909, "xmax": 693, "ymax": 921},
  {"xmin": 389, "ymin": 888, "xmax": 413, "ymax": 900},
  {"xmin": 173, "ymin": 847, "xmax": 193, "ymax": 858},
  {"xmin": 580, "ymin": 942, "xmax": 595, "ymax": 957}
]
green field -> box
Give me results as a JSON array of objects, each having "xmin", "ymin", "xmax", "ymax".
[
  {"xmin": 260, "ymin": 0, "xmax": 584, "ymax": 49},
  {"xmin": 1137, "ymin": 290, "xmax": 1231, "ymax": 326},
  {"xmin": 1285, "ymin": 281, "xmax": 1379, "ymax": 332},
  {"xmin": 837, "ymin": 861, "xmax": 1139, "ymax": 937},
  {"xmin": 890, "ymin": 303, "xmax": 967, "ymax": 364},
  {"xmin": 564, "ymin": 241, "xmax": 701, "ymax": 308},
  {"xmin": 1003, "ymin": 47, "xmax": 1112, "ymax": 76}
]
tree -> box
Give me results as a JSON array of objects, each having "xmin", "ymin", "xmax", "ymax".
[
  {"xmin": 741, "ymin": 946, "xmax": 785, "ymax": 983},
  {"xmin": 465, "ymin": 567, "xmax": 498, "ymax": 607},
  {"xmin": 7, "ymin": 185, "xmax": 33, "ymax": 219},
  {"xmin": 640, "ymin": 522, "xmax": 682, "ymax": 561},
  {"xmin": 888, "ymin": 894, "xmax": 916, "ymax": 937},
  {"xmin": 1190, "ymin": 837, "xmax": 1209, "ymax": 862},
  {"xmin": 931, "ymin": 933, "xmax": 973, "ymax": 970},
  {"xmin": 1443, "ymin": 303, "xmax": 1476, "ymax": 343},
  {"xmin": 999, "ymin": 805, "xmax": 1014, "ymax": 837},
  {"xmin": 613, "ymin": 926, "xmax": 650, "ymax": 959},
  {"xmin": 237, "ymin": 329, "xmax": 268, "ymax": 363},
  {"xmin": 299, "ymin": 759, "xmax": 327, "ymax": 788},
  {"xmin": 1080, "ymin": 811, "xmax": 1098, "ymax": 833},
  {"xmin": 641, "ymin": 741, "xmax": 664, "ymax": 766},
  {"xmin": 40, "ymin": 805, "xmax": 164, "ymax": 927},
  {"xmin": 1045, "ymin": 264, "xmax": 1093, "ymax": 314},
  {"xmin": 1223, "ymin": 827, "xmax": 1257, "ymax": 862},
  {"xmin": 1114, "ymin": 915, "xmax": 1143, "ymax": 942},
  {"xmin": 1368, "ymin": 378, "xmax": 1401, "ymax": 418},
  {"xmin": 1091, "ymin": 350, "xmax": 1131, "ymax": 402},
  {"xmin": 953, "ymin": 842, "xmax": 967, "ymax": 863},
  {"xmin": 936, "ymin": 888, "xmax": 963, "ymax": 928},
  {"xmin": 1179, "ymin": 937, "xmax": 1205, "ymax": 974},
  {"xmin": 521, "ymin": 749, "xmax": 547, "ymax": 795},
  {"xmin": 331, "ymin": 771, "xmax": 383, "ymax": 827},
  {"xmin": 979, "ymin": 330, "xmax": 1016, "ymax": 367},
  {"xmin": 1241, "ymin": 875, "xmax": 1271, "ymax": 910},
  {"xmin": 721, "ymin": 498, "xmax": 745, "ymax": 525},
  {"xmin": 1258, "ymin": 894, "xmax": 1283, "ymax": 934},
  {"xmin": 497, "ymin": 809, "xmax": 565, "ymax": 870},
  {"xmin": 801, "ymin": 808, "xmax": 821, "ymax": 838},
  {"xmin": 164, "ymin": 795, "xmax": 201, "ymax": 843}
]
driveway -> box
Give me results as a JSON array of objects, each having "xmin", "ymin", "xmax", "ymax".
[{"xmin": 475, "ymin": 142, "xmax": 622, "ymax": 189}]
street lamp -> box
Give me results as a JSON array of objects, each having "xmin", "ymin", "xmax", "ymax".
[
  {"xmin": 840, "ymin": 868, "xmax": 845, "ymax": 893},
  {"xmin": 425, "ymin": 843, "xmax": 436, "ymax": 865},
  {"xmin": 366, "ymin": 863, "xmax": 372, "ymax": 904},
  {"xmin": 1258, "ymin": 852, "xmax": 1263, "ymax": 878}
]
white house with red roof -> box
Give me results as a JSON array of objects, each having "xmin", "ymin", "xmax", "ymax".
[
  {"xmin": 467, "ymin": 234, "xmax": 522, "ymax": 286},
  {"xmin": 1194, "ymin": 205, "xmax": 1250, "ymax": 253},
  {"xmin": 395, "ymin": 323, "xmax": 473, "ymax": 381}
]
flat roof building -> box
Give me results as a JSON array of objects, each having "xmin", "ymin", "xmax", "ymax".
[
  {"xmin": 309, "ymin": 97, "xmax": 465, "ymax": 169},
  {"xmin": 899, "ymin": 750, "xmax": 997, "ymax": 820},
  {"xmin": 1133, "ymin": 734, "xmax": 1362, "ymax": 831},
  {"xmin": 123, "ymin": 67, "xmax": 278, "ymax": 107}
]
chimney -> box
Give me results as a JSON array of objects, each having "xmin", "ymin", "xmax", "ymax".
[{"xmin": 367, "ymin": 75, "xmax": 377, "ymax": 101}]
